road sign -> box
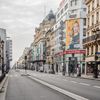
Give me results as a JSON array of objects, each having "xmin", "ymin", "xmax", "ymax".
[{"xmin": 95, "ymin": 52, "xmax": 100, "ymax": 54}]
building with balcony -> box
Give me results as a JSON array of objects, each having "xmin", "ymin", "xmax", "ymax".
[
  {"xmin": 83, "ymin": 0, "xmax": 100, "ymax": 74},
  {"xmin": 33, "ymin": 10, "xmax": 56, "ymax": 71},
  {"xmin": 6, "ymin": 38, "xmax": 12, "ymax": 72},
  {"xmin": 54, "ymin": 0, "xmax": 87, "ymax": 74},
  {"xmin": 0, "ymin": 28, "xmax": 6, "ymax": 76}
]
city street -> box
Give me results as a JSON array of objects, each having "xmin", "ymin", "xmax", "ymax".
[
  {"xmin": 0, "ymin": 0, "xmax": 100, "ymax": 100},
  {"xmin": 0, "ymin": 69, "xmax": 100, "ymax": 100},
  {"xmin": 5, "ymin": 70, "xmax": 73, "ymax": 100},
  {"xmin": 20, "ymin": 70, "xmax": 100, "ymax": 100}
]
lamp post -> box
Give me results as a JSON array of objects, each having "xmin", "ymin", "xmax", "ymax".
[
  {"xmin": 51, "ymin": 49, "xmax": 55, "ymax": 74},
  {"xmin": 24, "ymin": 55, "xmax": 27, "ymax": 73},
  {"xmin": 92, "ymin": 28, "xmax": 100, "ymax": 78},
  {"xmin": 6, "ymin": 52, "xmax": 9, "ymax": 73},
  {"xmin": 1, "ymin": 40, "xmax": 5, "ymax": 75}
]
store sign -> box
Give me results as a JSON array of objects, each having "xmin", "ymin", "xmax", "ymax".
[{"xmin": 56, "ymin": 50, "xmax": 86, "ymax": 56}]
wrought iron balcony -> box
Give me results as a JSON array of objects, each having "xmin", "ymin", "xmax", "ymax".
[{"xmin": 83, "ymin": 33, "xmax": 100, "ymax": 44}]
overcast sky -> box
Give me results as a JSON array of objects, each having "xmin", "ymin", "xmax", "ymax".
[{"xmin": 0, "ymin": 0, "xmax": 60, "ymax": 65}]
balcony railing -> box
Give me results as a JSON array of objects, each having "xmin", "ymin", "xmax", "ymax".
[{"xmin": 83, "ymin": 33, "xmax": 100, "ymax": 44}]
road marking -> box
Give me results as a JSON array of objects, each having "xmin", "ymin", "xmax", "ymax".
[
  {"xmin": 9, "ymin": 75, "xmax": 13, "ymax": 77},
  {"xmin": 15, "ymin": 75, "xmax": 18, "ymax": 77},
  {"xmin": 70, "ymin": 81, "xmax": 77, "ymax": 83},
  {"xmin": 79, "ymin": 83, "xmax": 90, "ymax": 86},
  {"xmin": 29, "ymin": 76, "xmax": 89, "ymax": 100},
  {"xmin": 93, "ymin": 86, "xmax": 100, "ymax": 89}
]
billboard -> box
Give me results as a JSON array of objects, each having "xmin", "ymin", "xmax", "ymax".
[{"xmin": 66, "ymin": 19, "xmax": 80, "ymax": 49}]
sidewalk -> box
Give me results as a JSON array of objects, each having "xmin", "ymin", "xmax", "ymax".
[
  {"xmin": 26, "ymin": 70, "xmax": 100, "ymax": 81},
  {"xmin": 0, "ymin": 74, "xmax": 8, "ymax": 92}
]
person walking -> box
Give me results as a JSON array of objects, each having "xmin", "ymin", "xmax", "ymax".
[{"xmin": 56, "ymin": 63, "xmax": 58, "ymax": 74}]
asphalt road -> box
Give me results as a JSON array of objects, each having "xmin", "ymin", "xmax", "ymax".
[
  {"xmin": 5, "ymin": 70, "xmax": 73, "ymax": 100},
  {"xmin": 21, "ymin": 70, "xmax": 100, "ymax": 100}
]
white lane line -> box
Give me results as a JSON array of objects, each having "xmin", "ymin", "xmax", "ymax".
[
  {"xmin": 70, "ymin": 81, "xmax": 78, "ymax": 84},
  {"xmin": 15, "ymin": 75, "xmax": 18, "ymax": 77},
  {"xmin": 9, "ymin": 75, "xmax": 13, "ymax": 77},
  {"xmin": 29, "ymin": 76, "xmax": 89, "ymax": 100},
  {"xmin": 79, "ymin": 83, "xmax": 90, "ymax": 86},
  {"xmin": 93, "ymin": 86, "xmax": 100, "ymax": 89}
]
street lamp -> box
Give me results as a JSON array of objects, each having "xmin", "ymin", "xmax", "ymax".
[
  {"xmin": 51, "ymin": 49, "xmax": 55, "ymax": 74},
  {"xmin": 1, "ymin": 40, "xmax": 4, "ymax": 75},
  {"xmin": 92, "ymin": 28, "xmax": 100, "ymax": 78},
  {"xmin": 24, "ymin": 55, "xmax": 27, "ymax": 73}
]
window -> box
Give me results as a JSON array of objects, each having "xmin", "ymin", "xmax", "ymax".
[
  {"xmin": 71, "ymin": 1, "xmax": 73, "ymax": 6},
  {"xmin": 87, "ymin": 32, "xmax": 89, "ymax": 37},
  {"xmin": 96, "ymin": 12, "xmax": 99, "ymax": 23},
  {"xmin": 83, "ymin": 28, "xmax": 86, "ymax": 36},
  {"xmin": 91, "ymin": 45, "xmax": 93, "ymax": 55},
  {"xmin": 57, "ymin": 13, "xmax": 60, "ymax": 19},
  {"xmin": 83, "ymin": 8, "xmax": 86, "ymax": 12},
  {"xmin": 97, "ymin": 0, "xmax": 99, "ymax": 7},
  {"xmin": 92, "ymin": 0, "xmax": 94, "ymax": 10},
  {"xmin": 95, "ymin": 44, "xmax": 98, "ymax": 52},
  {"xmin": 70, "ymin": 0, "xmax": 78, "ymax": 6},
  {"xmin": 61, "ymin": 9, "xmax": 63, "ymax": 15},
  {"xmin": 88, "ymin": 17, "xmax": 90, "ymax": 27},
  {"xmin": 72, "ymin": 10, "xmax": 75, "ymax": 13},
  {"xmin": 88, "ymin": 5, "xmax": 90, "ymax": 13},
  {"xmin": 83, "ymin": 18, "xmax": 86, "ymax": 26},
  {"xmin": 87, "ymin": 47, "xmax": 89, "ymax": 56},
  {"xmin": 92, "ymin": 15, "xmax": 94, "ymax": 25},
  {"xmin": 65, "ymin": 3, "xmax": 68, "ymax": 10},
  {"xmin": 75, "ymin": 0, "xmax": 78, "ymax": 5}
]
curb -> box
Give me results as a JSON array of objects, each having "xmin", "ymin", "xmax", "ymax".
[
  {"xmin": 65, "ymin": 75, "xmax": 100, "ymax": 81},
  {"xmin": 29, "ymin": 71, "xmax": 100, "ymax": 81},
  {"xmin": 0, "ymin": 74, "xmax": 8, "ymax": 92}
]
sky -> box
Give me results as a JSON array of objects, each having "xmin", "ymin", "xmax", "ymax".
[{"xmin": 0, "ymin": 0, "xmax": 60, "ymax": 65}]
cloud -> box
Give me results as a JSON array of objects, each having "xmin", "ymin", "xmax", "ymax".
[{"xmin": 0, "ymin": 0, "xmax": 60, "ymax": 64}]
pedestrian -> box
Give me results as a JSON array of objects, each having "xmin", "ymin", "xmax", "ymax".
[
  {"xmin": 62, "ymin": 63, "xmax": 66, "ymax": 76},
  {"xmin": 52, "ymin": 64, "xmax": 55, "ymax": 74},
  {"xmin": 56, "ymin": 63, "xmax": 58, "ymax": 73},
  {"xmin": 77, "ymin": 65, "xmax": 79, "ymax": 77}
]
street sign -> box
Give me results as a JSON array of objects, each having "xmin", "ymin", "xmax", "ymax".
[{"xmin": 95, "ymin": 52, "xmax": 100, "ymax": 55}]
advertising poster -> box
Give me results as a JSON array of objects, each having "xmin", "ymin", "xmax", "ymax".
[{"xmin": 66, "ymin": 19, "xmax": 80, "ymax": 49}]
